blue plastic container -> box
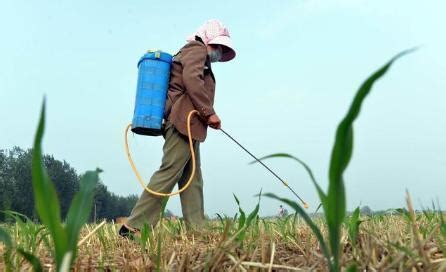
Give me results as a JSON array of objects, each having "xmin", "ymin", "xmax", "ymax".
[{"xmin": 131, "ymin": 50, "xmax": 173, "ymax": 136}]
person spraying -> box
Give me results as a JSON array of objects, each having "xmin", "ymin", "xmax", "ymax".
[{"xmin": 119, "ymin": 19, "xmax": 236, "ymax": 237}]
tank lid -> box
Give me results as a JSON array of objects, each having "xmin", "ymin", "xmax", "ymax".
[{"xmin": 138, "ymin": 50, "xmax": 173, "ymax": 67}]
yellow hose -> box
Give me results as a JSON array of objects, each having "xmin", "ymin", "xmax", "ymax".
[{"xmin": 125, "ymin": 110, "xmax": 198, "ymax": 197}]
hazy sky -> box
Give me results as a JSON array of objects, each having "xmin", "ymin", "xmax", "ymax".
[{"xmin": 1, "ymin": 0, "xmax": 445, "ymax": 217}]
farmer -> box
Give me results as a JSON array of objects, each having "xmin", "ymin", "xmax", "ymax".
[
  {"xmin": 278, "ymin": 205, "xmax": 288, "ymax": 218},
  {"xmin": 119, "ymin": 19, "xmax": 236, "ymax": 237}
]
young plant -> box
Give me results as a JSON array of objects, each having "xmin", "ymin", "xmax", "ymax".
[
  {"xmin": 31, "ymin": 100, "xmax": 101, "ymax": 271},
  {"xmin": 232, "ymin": 191, "xmax": 261, "ymax": 242},
  {"xmin": 156, "ymin": 196, "xmax": 169, "ymax": 272},
  {"xmin": 2, "ymin": 211, "xmax": 45, "ymax": 255},
  {"xmin": 345, "ymin": 207, "xmax": 362, "ymax": 248},
  {"xmin": 260, "ymin": 49, "xmax": 415, "ymax": 271},
  {"xmin": 437, "ymin": 203, "xmax": 446, "ymax": 254},
  {"xmin": 0, "ymin": 223, "xmax": 43, "ymax": 271},
  {"xmin": 0, "ymin": 226, "xmax": 13, "ymax": 271}
]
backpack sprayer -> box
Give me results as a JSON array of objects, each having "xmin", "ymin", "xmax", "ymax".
[{"xmin": 125, "ymin": 50, "xmax": 308, "ymax": 208}]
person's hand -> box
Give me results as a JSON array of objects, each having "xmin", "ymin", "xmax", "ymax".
[{"xmin": 207, "ymin": 114, "xmax": 221, "ymax": 129}]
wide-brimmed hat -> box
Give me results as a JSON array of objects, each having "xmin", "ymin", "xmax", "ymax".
[
  {"xmin": 187, "ymin": 19, "xmax": 236, "ymax": 62},
  {"xmin": 207, "ymin": 35, "xmax": 236, "ymax": 62}
]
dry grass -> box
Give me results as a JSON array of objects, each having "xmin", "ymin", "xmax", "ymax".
[{"xmin": 1, "ymin": 213, "xmax": 446, "ymax": 271}]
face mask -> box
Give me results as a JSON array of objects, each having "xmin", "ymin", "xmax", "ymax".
[{"xmin": 208, "ymin": 48, "xmax": 222, "ymax": 63}]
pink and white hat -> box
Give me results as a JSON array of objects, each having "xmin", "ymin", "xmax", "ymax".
[{"xmin": 187, "ymin": 19, "xmax": 236, "ymax": 62}]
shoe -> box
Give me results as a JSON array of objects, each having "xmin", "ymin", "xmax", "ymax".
[{"xmin": 118, "ymin": 224, "xmax": 140, "ymax": 239}]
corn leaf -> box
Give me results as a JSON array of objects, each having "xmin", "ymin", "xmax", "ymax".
[
  {"xmin": 233, "ymin": 194, "xmax": 246, "ymax": 230},
  {"xmin": 31, "ymin": 99, "xmax": 68, "ymax": 266},
  {"xmin": 16, "ymin": 248, "xmax": 43, "ymax": 272},
  {"xmin": 251, "ymin": 153, "xmax": 326, "ymax": 204},
  {"xmin": 262, "ymin": 193, "xmax": 332, "ymax": 270},
  {"xmin": 0, "ymin": 226, "xmax": 12, "ymax": 248},
  {"xmin": 326, "ymin": 49, "xmax": 415, "ymax": 270},
  {"xmin": 65, "ymin": 169, "xmax": 101, "ymax": 264}
]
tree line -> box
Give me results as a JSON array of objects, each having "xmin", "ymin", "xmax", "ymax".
[{"xmin": 0, "ymin": 147, "xmax": 137, "ymax": 222}]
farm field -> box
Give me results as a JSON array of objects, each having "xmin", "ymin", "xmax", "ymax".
[{"xmin": 1, "ymin": 212, "xmax": 446, "ymax": 271}]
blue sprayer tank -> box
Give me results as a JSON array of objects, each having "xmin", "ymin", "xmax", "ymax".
[{"xmin": 131, "ymin": 50, "xmax": 173, "ymax": 136}]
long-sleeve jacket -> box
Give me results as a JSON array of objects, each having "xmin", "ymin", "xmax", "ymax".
[{"xmin": 164, "ymin": 37, "xmax": 216, "ymax": 142}]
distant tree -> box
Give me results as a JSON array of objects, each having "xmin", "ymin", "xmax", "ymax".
[
  {"xmin": 0, "ymin": 150, "xmax": 12, "ymax": 221},
  {"xmin": 8, "ymin": 147, "xmax": 34, "ymax": 219},
  {"xmin": 0, "ymin": 147, "xmax": 137, "ymax": 223},
  {"xmin": 91, "ymin": 181, "xmax": 138, "ymax": 222},
  {"xmin": 44, "ymin": 155, "xmax": 80, "ymax": 218}
]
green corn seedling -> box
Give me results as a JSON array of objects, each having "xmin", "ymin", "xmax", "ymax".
[
  {"xmin": 30, "ymin": 99, "xmax": 101, "ymax": 271},
  {"xmin": 232, "ymin": 192, "xmax": 261, "ymax": 242},
  {"xmin": 0, "ymin": 226, "xmax": 13, "ymax": 271},
  {"xmin": 260, "ymin": 49, "xmax": 415, "ymax": 271},
  {"xmin": 2, "ymin": 211, "xmax": 45, "ymax": 256},
  {"xmin": 155, "ymin": 196, "xmax": 169, "ymax": 272},
  {"xmin": 345, "ymin": 207, "xmax": 361, "ymax": 248},
  {"xmin": 0, "ymin": 221, "xmax": 43, "ymax": 271}
]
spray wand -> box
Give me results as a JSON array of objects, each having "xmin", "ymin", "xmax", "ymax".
[{"xmin": 219, "ymin": 128, "xmax": 309, "ymax": 209}]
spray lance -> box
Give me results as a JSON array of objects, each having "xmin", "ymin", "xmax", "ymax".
[
  {"xmin": 219, "ymin": 128, "xmax": 309, "ymax": 208},
  {"xmin": 125, "ymin": 50, "xmax": 308, "ymax": 208}
]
